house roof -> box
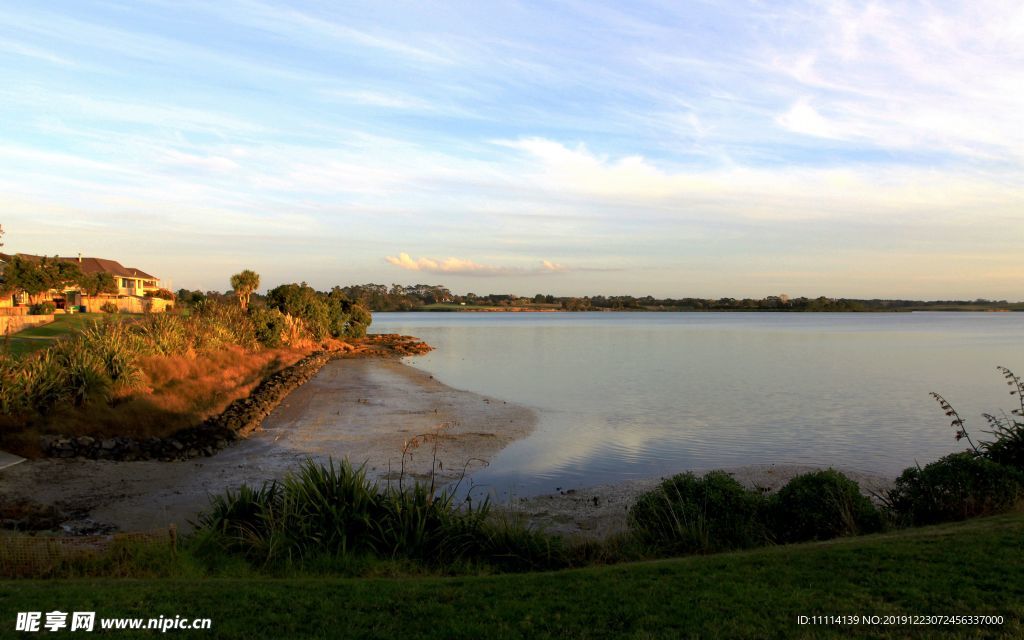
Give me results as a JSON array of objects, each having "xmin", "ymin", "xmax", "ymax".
[{"xmin": 0, "ymin": 253, "xmax": 158, "ymax": 280}]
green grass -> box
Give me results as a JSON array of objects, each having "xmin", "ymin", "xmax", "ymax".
[
  {"xmin": 2, "ymin": 514, "xmax": 1021, "ymax": 638},
  {"xmin": 2, "ymin": 313, "xmax": 131, "ymax": 357}
]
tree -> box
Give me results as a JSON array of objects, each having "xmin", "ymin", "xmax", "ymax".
[
  {"xmin": 78, "ymin": 271, "xmax": 117, "ymax": 297},
  {"xmin": 230, "ymin": 269, "xmax": 260, "ymax": 310},
  {"xmin": 3, "ymin": 255, "xmax": 81, "ymax": 303},
  {"xmin": 266, "ymin": 283, "xmax": 329, "ymax": 339}
]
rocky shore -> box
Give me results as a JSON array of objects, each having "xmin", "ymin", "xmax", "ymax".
[
  {"xmin": 37, "ymin": 334, "xmax": 433, "ymax": 462},
  {"xmin": 0, "ymin": 354, "xmax": 534, "ymax": 533}
]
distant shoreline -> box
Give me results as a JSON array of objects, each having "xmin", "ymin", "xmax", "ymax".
[{"xmin": 385, "ymin": 306, "xmax": 1022, "ymax": 313}]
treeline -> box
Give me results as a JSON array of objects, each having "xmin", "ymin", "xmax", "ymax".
[
  {"xmin": 301, "ymin": 284, "xmax": 1019, "ymax": 312},
  {"xmin": 176, "ymin": 281, "xmax": 372, "ymax": 341}
]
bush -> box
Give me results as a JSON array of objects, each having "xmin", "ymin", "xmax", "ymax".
[
  {"xmin": 100, "ymin": 301, "xmax": 118, "ymax": 314},
  {"xmin": 133, "ymin": 313, "xmax": 192, "ymax": 356},
  {"xmin": 77, "ymin": 321, "xmax": 145, "ymax": 390},
  {"xmin": 769, "ymin": 470, "xmax": 883, "ymax": 543},
  {"xmin": 28, "ymin": 301, "xmax": 55, "ymax": 315},
  {"xmin": 978, "ymin": 367, "xmax": 1024, "ymax": 471},
  {"xmin": 195, "ymin": 459, "xmax": 494, "ymax": 567},
  {"xmin": 249, "ymin": 307, "xmax": 287, "ymax": 348},
  {"xmin": 983, "ymin": 418, "xmax": 1024, "ymax": 470},
  {"xmin": 887, "ymin": 452, "xmax": 1024, "ymax": 526},
  {"xmin": 189, "ymin": 300, "xmax": 258, "ymax": 351},
  {"xmin": 628, "ymin": 471, "xmax": 768, "ymax": 554}
]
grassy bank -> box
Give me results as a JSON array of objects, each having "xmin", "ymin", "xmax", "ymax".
[
  {"xmin": 2, "ymin": 513, "xmax": 1021, "ymax": 638},
  {"xmin": 3, "ymin": 313, "xmax": 127, "ymax": 357}
]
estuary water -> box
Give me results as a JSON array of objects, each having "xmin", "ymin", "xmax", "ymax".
[{"xmin": 373, "ymin": 312, "xmax": 1024, "ymax": 497}]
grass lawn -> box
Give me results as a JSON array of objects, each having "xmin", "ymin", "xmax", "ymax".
[
  {"xmin": 3, "ymin": 313, "xmax": 127, "ymax": 357},
  {"xmin": 2, "ymin": 514, "xmax": 1021, "ymax": 638}
]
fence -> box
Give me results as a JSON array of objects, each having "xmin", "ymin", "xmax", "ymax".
[
  {"xmin": 0, "ymin": 526, "xmax": 177, "ymax": 578},
  {"xmin": 0, "ymin": 314, "xmax": 53, "ymax": 336}
]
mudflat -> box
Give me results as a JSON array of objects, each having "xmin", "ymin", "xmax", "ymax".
[{"xmin": 0, "ymin": 359, "xmax": 536, "ymax": 533}]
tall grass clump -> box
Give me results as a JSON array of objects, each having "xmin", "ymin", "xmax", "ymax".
[
  {"xmin": 134, "ymin": 312, "xmax": 193, "ymax": 356},
  {"xmin": 188, "ymin": 300, "xmax": 259, "ymax": 352},
  {"xmin": 75, "ymin": 320, "xmax": 146, "ymax": 390},
  {"xmin": 193, "ymin": 458, "xmax": 562, "ymax": 572},
  {"xmin": 628, "ymin": 471, "xmax": 768, "ymax": 555}
]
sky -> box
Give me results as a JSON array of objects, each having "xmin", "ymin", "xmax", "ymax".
[{"xmin": 1, "ymin": 0, "xmax": 1022, "ymax": 299}]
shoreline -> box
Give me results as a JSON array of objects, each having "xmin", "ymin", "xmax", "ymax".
[
  {"xmin": 0, "ymin": 357, "xmax": 536, "ymax": 534},
  {"xmin": 2, "ymin": 352, "xmax": 895, "ymax": 539},
  {"xmin": 510, "ymin": 464, "xmax": 895, "ymax": 540}
]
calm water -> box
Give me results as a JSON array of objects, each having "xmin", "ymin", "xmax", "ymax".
[{"xmin": 373, "ymin": 312, "xmax": 1024, "ymax": 497}]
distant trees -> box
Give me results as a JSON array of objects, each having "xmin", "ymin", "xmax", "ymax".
[
  {"xmin": 338, "ymin": 283, "xmax": 455, "ymax": 311},
  {"xmin": 266, "ymin": 282, "xmax": 372, "ymax": 340},
  {"xmin": 230, "ymin": 269, "xmax": 260, "ymax": 310},
  {"xmin": 2, "ymin": 255, "xmax": 83, "ymax": 303}
]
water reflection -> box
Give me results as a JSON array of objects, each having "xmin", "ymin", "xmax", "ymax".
[{"xmin": 373, "ymin": 312, "xmax": 1024, "ymax": 497}]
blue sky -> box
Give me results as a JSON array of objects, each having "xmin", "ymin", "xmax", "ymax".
[{"xmin": 1, "ymin": 0, "xmax": 1022, "ymax": 298}]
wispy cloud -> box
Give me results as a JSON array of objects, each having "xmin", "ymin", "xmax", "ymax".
[
  {"xmin": 2, "ymin": 1, "xmax": 1023, "ymax": 297},
  {"xmin": 386, "ymin": 253, "xmax": 567, "ymax": 276}
]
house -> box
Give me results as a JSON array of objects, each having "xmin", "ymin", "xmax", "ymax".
[{"xmin": 0, "ymin": 252, "xmax": 170, "ymax": 313}]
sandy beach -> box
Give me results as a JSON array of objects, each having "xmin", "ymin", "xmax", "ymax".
[
  {"xmin": 0, "ymin": 357, "xmax": 895, "ymax": 538},
  {"xmin": 0, "ymin": 358, "xmax": 535, "ymax": 533}
]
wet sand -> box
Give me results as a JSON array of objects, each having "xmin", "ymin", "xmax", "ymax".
[
  {"xmin": 0, "ymin": 359, "xmax": 535, "ymax": 533},
  {"xmin": 0, "ymin": 359, "xmax": 896, "ymax": 539}
]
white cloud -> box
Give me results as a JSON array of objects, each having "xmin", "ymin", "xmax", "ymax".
[{"xmin": 386, "ymin": 252, "xmax": 567, "ymax": 276}]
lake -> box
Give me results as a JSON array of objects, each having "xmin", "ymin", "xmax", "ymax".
[{"xmin": 372, "ymin": 312, "xmax": 1024, "ymax": 498}]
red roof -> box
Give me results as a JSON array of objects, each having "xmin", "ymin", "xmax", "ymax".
[{"xmin": 0, "ymin": 253, "xmax": 158, "ymax": 280}]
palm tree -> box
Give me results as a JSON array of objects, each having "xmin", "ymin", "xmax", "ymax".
[{"xmin": 230, "ymin": 269, "xmax": 260, "ymax": 310}]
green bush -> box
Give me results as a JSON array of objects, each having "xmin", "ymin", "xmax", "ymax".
[
  {"xmin": 769, "ymin": 470, "xmax": 883, "ymax": 543},
  {"xmin": 133, "ymin": 313, "xmax": 192, "ymax": 356},
  {"xmin": 77, "ymin": 321, "xmax": 145, "ymax": 390},
  {"xmin": 249, "ymin": 307, "xmax": 287, "ymax": 348},
  {"xmin": 887, "ymin": 452, "xmax": 1024, "ymax": 526},
  {"xmin": 628, "ymin": 471, "xmax": 768, "ymax": 554},
  {"xmin": 189, "ymin": 300, "xmax": 258, "ymax": 351},
  {"xmin": 195, "ymin": 459, "xmax": 496, "ymax": 567},
  {"xmin": 983, "ymin": 418, "xmax": 1024, "ymax": 471},
  {"xmin": 99, "ymin": 301, "xmax": 118, "ymax": 314},
  {"xmin": 28, "ymin": 301, "xmax": 55, "ymax": 315},
  {"xmin": 978, "ymin": 367, "xmax": 1024, "ymax": 471}
]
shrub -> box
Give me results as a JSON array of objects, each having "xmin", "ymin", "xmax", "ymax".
[
  {"xmin": 133, "ymin": 313, "xmax": 192, "ymax": 356},
  {"xmin": 628, "ymin": 471, "xmax": 768, "ymax": 554},
  {"xmin": 50, "ymin": 340, "xmax": 113, "ymax": 407},
  {"xmin": 195, "ymin": 459, "xmax": 492, "ymax": 567},
  {"xmin": 887, "ymin": 452, "xmax": 1024, "ymax": 526},
  {"xmin": 100, "ymin": 301, "xmax": 118, "ymax": 314},
  {"xmin": 144, "ymin": 288, "xmax": 176, "ymax": 300},
  {"xmin": 978, "ymin": 367, "xmax": 1024, "ymax": 471},
  {"xmin": 769, "ymin": 470, "xmax": 882, "ymax": 543},
  {"xmin": 189, "ymin": 300, "xmax": 258, "ymax": 351},
  {"xmin": 249, "ymin": 307, "xmax": 286, "ymax": 348},
  {"xmin": 931, "ymin": 366, "xmax": 1024, "ymax": 471},
  {"xmin": 28, "ymin": 301, "xmax": 55, "ymax": 315},
  {"xmin": 982, "ymin": 417, "xmax": 1024, "ymax": 471},
  {"xmin": 77, "ymin": 321, "xmax": 145, "ymax": 390}
]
